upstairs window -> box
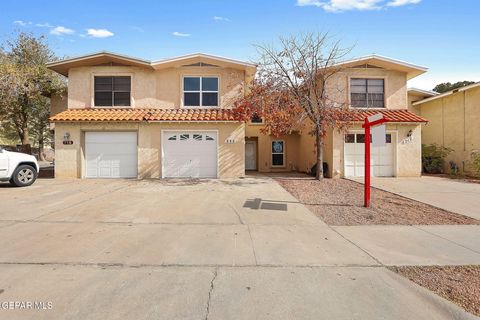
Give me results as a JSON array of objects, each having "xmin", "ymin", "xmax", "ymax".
[
  {"xmin": 350, "ymin": 78, "xmax": 384, "ymax": 108},
  {"xmin": 183, "ymin": 76, "xmax": 219, "ymax": 107},
  {"xmin": 94, "ymin": 76, "xmax": 131, "ymax": 107},
  {"xmin": 251, "ymin": 113, "xmax": 263, "ymax": 124}
]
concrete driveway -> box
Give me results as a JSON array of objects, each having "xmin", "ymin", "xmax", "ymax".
[
  {"xmin": 364, "ymin": 176, "xmax": 480, "ymax": 220},
  {"xmin": 0, "ymin": 177, "xmax": 475, "ymax": 319}
]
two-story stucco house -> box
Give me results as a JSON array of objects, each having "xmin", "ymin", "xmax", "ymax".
[{"xmin": 48, "ymin": 52, "xmax": 428, "ymax": 179}]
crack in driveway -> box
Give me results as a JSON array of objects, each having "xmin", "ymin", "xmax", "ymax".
[{"xmin": 204, "ymin": 268, "xmax": 218, "ymax": 320}]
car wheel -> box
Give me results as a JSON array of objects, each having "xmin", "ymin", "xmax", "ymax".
[{"xmin": 11, "ymin": 165, "xmax": 37, "ymax": 187}]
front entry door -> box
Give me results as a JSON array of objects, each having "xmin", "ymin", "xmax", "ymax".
[{"xmin": 245, "ymin": 141, "xmax": 257, "ymax": 170}]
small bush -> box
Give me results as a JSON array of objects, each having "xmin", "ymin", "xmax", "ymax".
[
  {"xmin": 449, "ymin": 161, "xmax": 459, "ymax": 175},
  {"xmin": 422, "ymin": 144, "xmax": 452, "ymax": 174},
  {"xmin": 471, "ymin": 151, "xmax": 480, "ymax": 174}
]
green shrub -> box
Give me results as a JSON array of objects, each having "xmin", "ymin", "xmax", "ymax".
[
  {"xmin": 449, "ymin": 161, "xmax": 459, "ymax": 175},
  {"xmin": 422, "ymin": 144, "xmax": 452, "ymax": 174},
  {"xmin": 471, "ymin": 151, "xmax": 480, "ymax": 174}
]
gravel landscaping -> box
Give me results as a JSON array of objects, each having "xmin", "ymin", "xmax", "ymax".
[
  {"xmin": 276, "ymin": 177, "xmax": 480, "ymax": 225},
  {"xmin": 389, "ymin": 266, "xmax": 480, "ymax": 317}
]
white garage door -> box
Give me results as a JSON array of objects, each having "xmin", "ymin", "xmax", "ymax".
[
  {"xmin": 85, "ymin": 132, "xmax": 138, "ymax": 178},
  {"xmin": 162, "ymin": 131, "xmax": 217, "ymax": 178},
  {"xmin": 344, "ymin": 132, "xmax": 395, "ymax": 177}
]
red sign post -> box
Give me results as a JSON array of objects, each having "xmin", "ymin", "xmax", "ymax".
[{"xmin": 362, "ymin": 115, "xmax": 389, "ymax": 208}]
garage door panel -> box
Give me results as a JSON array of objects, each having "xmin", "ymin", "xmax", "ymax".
[
  {"xmin": 355, "ymin": 155, "xmax": 365, "ymax": 166},
  {"xmin": 356, "ymin": 166, "xmax": 365, "ymax": 177},
  {"xmin": 85, "ymin": 133, "xmax": 136, "ymax": 144},
  {"xmin": 86, "ymin": 147, "xmax": 137, "ymax": 157},
  {"xmin": 345, "ymin": 166, "xmax": 355, "ymax": 177},
  {"xmin": 379, "ymin": 155, "xmax": 394, "ymax": 165},
  {"xmin": 344, "ymin": 132, "xmax": 394, "ymax": 178},
  {"xmin": 379, "ymin": 166, "xmax": 394, "ymax": 176},
  {"xmin": 344, "ymin": 157, "xmax": 355, "ymax": 166},
  {"xmin": 163, "ymin": 131, "xmax": 218, "ymax": 178},
  {"xmin": 85, "ymin": 132, "xmax": 138, "ymax": 178}
]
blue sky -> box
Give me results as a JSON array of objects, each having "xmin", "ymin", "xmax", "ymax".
[{"xmin": 1, "ymin": 0, "xmax": 478, "ymax": 90}]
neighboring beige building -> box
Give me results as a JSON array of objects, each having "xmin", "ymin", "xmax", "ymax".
[
  {"xmin": 49, "ymin": 52, "xmax": 427, "ymax": 179},
  {"xmin": 408, "ymin": 83, "xmax": 480, "ymax": 175}
]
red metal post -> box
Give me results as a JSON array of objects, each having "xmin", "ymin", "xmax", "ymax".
[
  {"xmin": 362, "ymin": 116, "xmax": 389, "ymax": 208},
  {"xmin": 364, "ymin": 118, "xmax": 371, "ymax": 208}
]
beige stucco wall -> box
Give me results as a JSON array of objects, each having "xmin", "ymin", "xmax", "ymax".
[
  {"xmin": 67, "ymin": 66, "xmax": 245, "ymax": 109},
  {"xmin": 419, "ymin": 86, "xmax": 480, "ymax": 174},
  {"xmin": 333, "ymin": 123, "xmax": 422, "ymax": 177},
  {"xmin": 54, "ymin": 122, "xmax": 245, "ymax": 179},
  {"xmin": 244, "ymin": 66, "xmax": 417, "ymax": 177},
  {"xmin": 407, "ymin": 92, "xmax": 425, "ymax": 115},
  {"xmin": 246, "ymin": 122, "xmax": 422, "ymax": 178},
  {"xmin": 327, "ymin": 68, "xmax": 408, "ymax": 109},
  {"xmin": 245, "ymin": 124, "xmax": 340, "ymax": 178},
  {"xmin": 245, "ymin": 124, "xmax": 300, "ymax": 172}
]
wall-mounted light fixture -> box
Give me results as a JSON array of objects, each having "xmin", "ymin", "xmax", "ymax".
[{"xmin": 62, "ymin": 132, "xmax": 73, "ymax": 145}]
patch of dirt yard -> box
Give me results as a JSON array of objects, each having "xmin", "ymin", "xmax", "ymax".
[
  {"xmin": 389, "ymin": 266, "xmax": 480, "ymax": 317},
  {"xmin": 276, "ymin": 178, "xmax": 480, "ymax": 225}
]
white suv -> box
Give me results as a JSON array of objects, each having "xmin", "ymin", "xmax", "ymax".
[{"xmin": 0, "ymin": 148, "xmax": 39, "ymax": 187}]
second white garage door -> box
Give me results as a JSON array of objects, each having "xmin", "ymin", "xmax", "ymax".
[
  {"xmin": 344, "ymin": 132, "xmax": 395, "ymax": 177},
  {"xmin": 85, "ymin": 132, "xmax": 138, "ymax": 178},
  {"xmin": 162, "ymin": 131, "xmax": 218, "ymax": 178}
]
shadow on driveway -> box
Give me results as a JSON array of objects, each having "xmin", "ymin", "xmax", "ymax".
[{"xmin": 243, "ymin": 198, "xmax": 290, "ymax": 211}]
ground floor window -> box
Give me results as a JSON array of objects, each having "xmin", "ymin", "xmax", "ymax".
[{"xmin": 271, "ymin": 140, "xmax": 285, "ymax": 166}]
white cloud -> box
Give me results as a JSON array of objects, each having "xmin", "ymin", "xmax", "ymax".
[
  {"xmin": 386, "ymin": 0, "xmax": 420, "ymax": 6},
  {"xmin": 296, "ymin": 0, "xmax": 420, "ymax": 11},
  {"xmin": 172, "ymin": 31, "xmax": 191, "ymax": 37},
  {"xmin": 50, "ymin": 26, "xmax": 75, "ymax": 35},
  {"xmin": 86, "ymin": 28, "xmax": 114, "ymax": 38},
  {"xmin": 13, "ymin": 20, "xmax": 31, "ymax": 26},
  {"xmin": 213, "ymin": 16, "xmax": 231, "ymax": 22},
  {"xmin": 35, "ymin": 22, "xmax": 53, "ymax": 28}
]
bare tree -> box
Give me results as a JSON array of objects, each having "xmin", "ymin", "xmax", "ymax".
[{"xmin": 235, "ymin": 32, "xmax": 353, "ymax": 179}]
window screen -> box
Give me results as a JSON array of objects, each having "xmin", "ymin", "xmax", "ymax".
[
  {"xmin": 94, "ymin": 76, "xmax": 131, "ymax": 107},
  {"xmin": 350, "ymin": 78, "xmax": 384, "ymax": 108}
]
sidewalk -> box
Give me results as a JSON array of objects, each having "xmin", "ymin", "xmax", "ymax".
[
  {"xmin": 352, "ymin": 176, "xmax": 480, "ymax": 220},
  {"xmin": 334, "ymin": 225, "xmax": 480, "ymax": 265}
]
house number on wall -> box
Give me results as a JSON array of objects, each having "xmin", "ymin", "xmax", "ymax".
[{"xmin": 63, "ymin": 132, "xmax": 73, "ymax": 145}]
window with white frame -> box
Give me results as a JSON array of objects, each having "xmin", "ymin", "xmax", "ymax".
[
  {"xmin": 350, "ymin": 78, "xmax": 385, "ymax": 108},
  {"xmin": 183, "ymin": 76, "xmax": 219, "ymax": 107},
  {"xmin": 271, "ymin": 140, "xmax": 285, "ymax": 166},
  {"xmin": 94, "ymin": 76, "xmax": 131, "ymax": 107}
]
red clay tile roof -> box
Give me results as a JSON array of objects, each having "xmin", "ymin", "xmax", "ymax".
[
  {"xmin": 347, "ymin": 109, "xmax": 427, "ymax": 123},
  {"xmin": 49, "ymin": 108, "xmax": 427, "ymax": 123},
  {"xmin": 49, "ymin": 108, "xmax": 240, "ymax": 122}
]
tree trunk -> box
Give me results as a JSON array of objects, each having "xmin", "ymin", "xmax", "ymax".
[
  {"xmin": 38, "ymin": 131, "xmax": 45, "ymax": 161},
  {"xmin": 315, "ymin": 129, "xmax": 324, "ymax": 180},
  {"xmin": 19, "ymin": 125, "xmax": 32, "ymax": 154}
]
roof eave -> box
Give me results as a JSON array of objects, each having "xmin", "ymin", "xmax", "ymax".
[
  {"xmin": 151, "ymin": 53, "xmax": 257, "ymax": 70},
  {"xmin": 336, "ymin": 54, "xmax": 428, "ymax": 80},
  {"xmin": 47, "ymin": 51, "xmax": 154, "ymax": 76},
  {"xmin": 412, "ymin": 82, "xmax": 480, "ymax": 106}
]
